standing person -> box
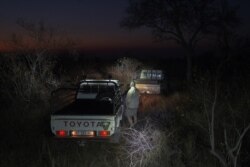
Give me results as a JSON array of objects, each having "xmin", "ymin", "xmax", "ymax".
[{"xmin": 125, "ymin": 81, "xmax": 140, "ymax": 127}]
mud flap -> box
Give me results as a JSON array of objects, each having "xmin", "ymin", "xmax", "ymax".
[{"xmin": 110, "ymin": 127, "xmax": 121, "ymax": 143}]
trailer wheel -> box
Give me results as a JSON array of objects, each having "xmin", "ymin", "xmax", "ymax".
[{"xmin": 119, "ymin": 120, "xmax": 123, "ymax": 128}]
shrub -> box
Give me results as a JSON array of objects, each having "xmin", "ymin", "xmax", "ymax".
[
  {"xmin": 0, "ymin": 54, "xmax": 58, "ymax": 106},
  {"xmin": 107, "ymin": 57, "xmax": 142, "ymax": 93},
  {"xmin": 119, "ymin": 119, "xmax": 184, "ymax": 167}
]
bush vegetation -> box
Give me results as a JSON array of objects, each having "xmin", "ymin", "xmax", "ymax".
[{"xmin": 0, "ymin": 51, "xmax": 249, "ymax": 167}]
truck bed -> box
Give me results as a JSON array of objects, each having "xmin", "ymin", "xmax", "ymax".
[{"xmin": 52, "ymin": 99, "xmax": 114, "ymax": 116}]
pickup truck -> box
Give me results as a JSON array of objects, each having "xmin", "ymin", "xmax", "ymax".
[
  {"xmin": 135, "ymin": 69, "xmax": 165, "ymax": 94},
  {"xmin": 50, "ymin": 79, "xmax": 124, "ymax": 143}
]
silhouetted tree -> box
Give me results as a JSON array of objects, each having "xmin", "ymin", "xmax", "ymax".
[
  {"xmin": 213, "ymin": 0, "xmax": 239, "ymax": 58},
  {"xmin": 121, "ymin": 0, "xmax": 238, "ymax": 82}
]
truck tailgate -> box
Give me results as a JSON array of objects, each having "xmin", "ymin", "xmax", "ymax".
[{"xmin": 51, "ymin": 115, "xmax": 116, "ymax": 138}]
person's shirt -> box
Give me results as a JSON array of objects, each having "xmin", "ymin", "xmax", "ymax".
[{"xmin": 126, "ymin": 87, "xmax": 139, "ymax": 109}]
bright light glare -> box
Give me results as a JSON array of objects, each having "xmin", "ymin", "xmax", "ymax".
[
  {"xmin": 86, "ymin": 131, "xmax": 95, "ymax": 136},
  {"xmin": 71, "ymin": 130, "xmax": 77, "ymax": 136}
]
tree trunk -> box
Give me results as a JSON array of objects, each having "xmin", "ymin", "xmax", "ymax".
[
  {"xmin": 186, "ymin": 53, "xmax": 192, "ymax": 83},
  {"xmin": 186, "ymin": 48, "xmax": 194, "ymax": 83}
]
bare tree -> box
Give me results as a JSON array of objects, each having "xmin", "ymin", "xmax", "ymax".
[
  {"xmin": 213, "ymin": 0, "xmax": 240, "ymax": 58},
  {"xmin": 121, "ymin": 0, "xmax": 239, "ymax": 83},
  {"xmin": 202, "ymin": 82, "xmax": 250, "ymax": 167}
]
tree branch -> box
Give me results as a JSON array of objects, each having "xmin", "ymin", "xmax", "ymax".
[
  {"xmin": 210, "ymin": 150, "xmax": 227, "ymax": 167},
  {"xmin": 189, "ymin": 25, "xmax": 203, "ymax": 47},
  {"xmin": 231, "ymin": 123, "xmax": 250, "ymax": 153},
  {"xmin": 210, "ymin": 84, "xmax": 217, "ymax": 150}
]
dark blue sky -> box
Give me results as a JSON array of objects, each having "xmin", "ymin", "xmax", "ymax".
[
  {"xmin": 0, "ymin": 0, "xmax": 157, "ymax": 51},
  {"xmin": 0, "ymin": 0, "xmax": 249, "ymax": 52}
]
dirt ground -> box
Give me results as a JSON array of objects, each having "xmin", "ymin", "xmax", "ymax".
[{"xmin": 139, "ymin": 93, "xmax": 186, "ymax": 113}]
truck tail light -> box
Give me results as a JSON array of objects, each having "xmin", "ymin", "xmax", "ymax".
[
  {"xmin": 56, "ymin": 130, "xmax": 67, "ymax": 137},
  {"xmin": 71, "ymin": 130, "xmax": 77, "ymax": 136},
  {"xmin": 98, "ymin": 130, "xmax": 110, "ymax": 137}
]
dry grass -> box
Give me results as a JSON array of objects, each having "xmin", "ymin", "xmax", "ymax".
[{"xmin": 139, "ymin": 92, "xmax": 188, "ymax": 113}]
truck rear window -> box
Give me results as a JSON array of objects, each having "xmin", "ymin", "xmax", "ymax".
[
  {"xmin": 52, "ymin": 99, "xmax": 114, "ymax": 115},
  {"xmin": 79, "ymin": 83, "xmax": 115, "ymax": 93}
]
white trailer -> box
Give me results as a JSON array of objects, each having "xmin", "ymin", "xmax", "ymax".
[{"xmin": 135, "ymin": 70, "xmax": 164, "ymax": 94}]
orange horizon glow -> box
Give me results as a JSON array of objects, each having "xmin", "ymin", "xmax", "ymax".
[
  {"xmin": 0, "ymin": 38, "xmax": 176, "ymax": 53},
  {"xmin": 0, "ymin": 41, "xmax": 11, "ymax": 52}
]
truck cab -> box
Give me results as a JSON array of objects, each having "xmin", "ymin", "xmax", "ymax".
[{"xmin": 50, "ymin": 79, "xmax": 124, "ymax": 143}]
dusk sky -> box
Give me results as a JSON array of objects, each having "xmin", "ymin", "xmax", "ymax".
[{"xmin": 0, "ymin": 0, "xmax": 250, "ymax": 53}]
